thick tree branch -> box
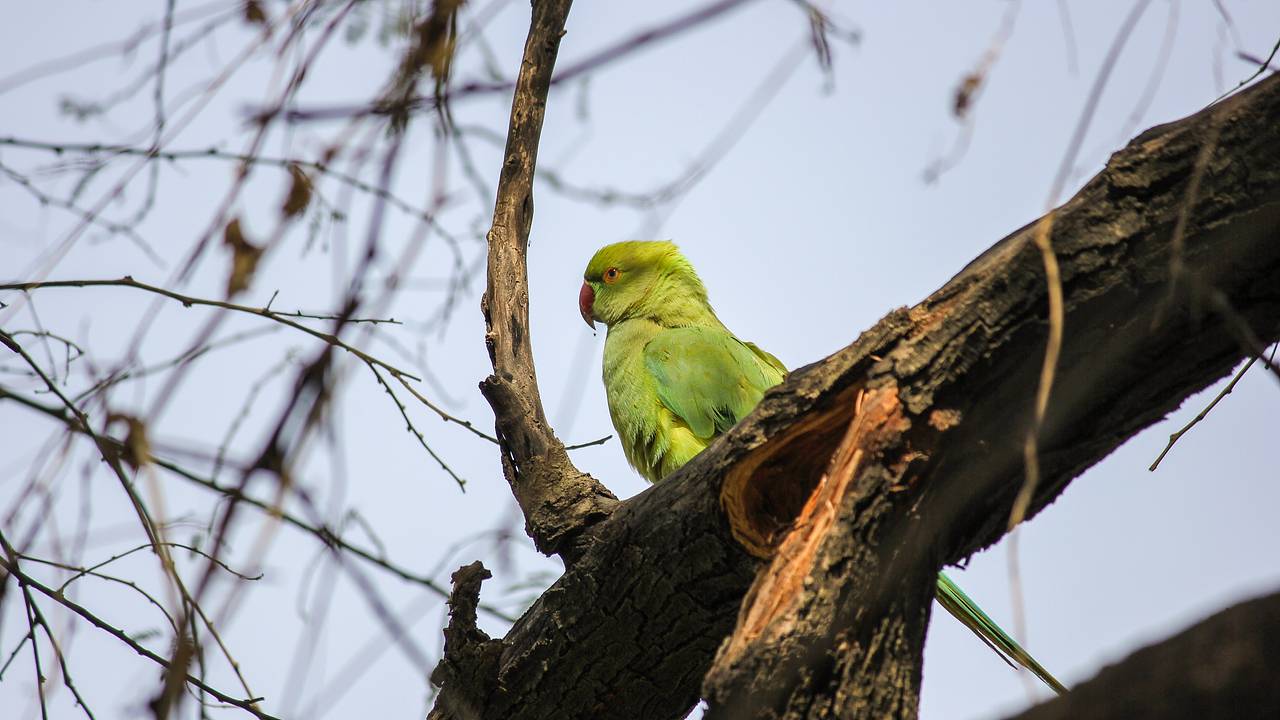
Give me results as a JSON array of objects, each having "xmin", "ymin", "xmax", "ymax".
[
  {"xmin": 477, "ymin": 0, "xmax": 617, "ymax": 560},
  {"xmin": 1006, "ymin": 590, "xmax": 1280, "ymax": 720},
  {"xmin": 702, "ymin": 75, "xmax": 1280, "ymax": 717}
]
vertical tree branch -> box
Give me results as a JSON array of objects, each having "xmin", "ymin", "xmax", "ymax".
[{"xmin": 478, "ymin": 0, "xmax": 617, "ymax": 560}]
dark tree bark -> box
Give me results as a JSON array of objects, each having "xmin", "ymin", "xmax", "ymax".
[
  {"xmin": 701, "ymin": 77, "xmax": 1280, "ymax": 718},
  {"xmin": 1005, "ymin": 590, "xmax": 1280, "ymax": 720},
  {"xmin": 428, "ymin": 2, "xmax": 1280, "ymax": 717},
  {"xmin": 476, "ymin": 0, "xmax": 617, "ymax": 562}
]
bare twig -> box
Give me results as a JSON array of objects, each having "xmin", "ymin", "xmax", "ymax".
[
  {"xmin": 564, "ymin": 435, "xmax": 612, "ymax": 451},
  {"xmin": 1006, "ymin": 2, "xmax": 1156, "ymax": 693},
  {"xmin": 0, "ymin": 630, "xmax": 34, "ymax": 680},
  {"xmin": 20, "ymin": 588, "xmax": 49, "ymax": 720},
  {"xmin": 29, "ymin": 541, "xmax": 264, "ymax": 588},
  {"xmin": 1216, "ymin": 30, "xmax": 1280, "ymax": 102},
  {"xmin": 1, "ymin": 278, "xmax": 490, "ymax": 443},
  {"xmin": 1238, "ymin": 50, "xmax": 1280, "ymax": 74},
  {"xmin": 0, "ymin": 137, "xmax": 452, "ymax": 236},
  {"xmin": 4, "ymin": 330, "xmax": 85, "ymax": 380},
  {"xmin": 0, "ymin": 329, "xmax": 172, "ymax": 566},
  {"xmin": 0, "ymin": 385, "xmax": 516, "ymax": 623},
  {"xmin": 0, "ymin": 279, "xmax": 412, "ymax": 376},
  {"xmin": 366, "ymin": 361, "xmax": 467, "ymax": 489},
  {"xmin": 0, "ymin": 161, "xmax": 163, "ymax": 266},
  {"xmin": 392, "ymin": 372, "xmax": 498, "ymax": 444},
  {"xmin": 121, "ymin": 0, "xmax": 177, "ymax": 229},
  {"xmin": 2, "ymin": 3, "xmax": 290, "ymax": 304},
  {"xmin": 279, "ymin": 0, "xmax": 760, "ymax": 122},
  {"xmin": 1009, "ymin": 0, "xmax": 1155, "ymax": 530},
  {"xmin": 73, "ymin": 325, "xmax": 281, "ymax": 404},
  {"xmin": 924, "ymin": 1, "xmax": 1019, "ymax": 183},
  {"xmin": 27, "ymin": 594, "xmax": 98, "ymax": 720},
  {"xmin": 0, "ymin": 530, "xmax": 277, "ymax": 720},
  {"xmin": 0, "ymin": 0, "xmax": 236, "ymax": 93},
  {"xmin": 1150, "ymin": 342, "xmax": 1279, "ymax": 471},
  {"xmin": 1, "ymin": 328, "xmax": 264, "ymax": 714}
]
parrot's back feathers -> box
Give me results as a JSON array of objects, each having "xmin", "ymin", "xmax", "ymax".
[{"xmin": 644, "ymin": 327, "xmax": 785, "ymax": 440}]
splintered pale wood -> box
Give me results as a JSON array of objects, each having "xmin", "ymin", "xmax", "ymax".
[
  {"xmin": 718, "ymin": 387, "xmax": 910, "ymax": 668},
  {"xmin": 719, "ymin": 384, "xmax": 863, "ymax": 558}
]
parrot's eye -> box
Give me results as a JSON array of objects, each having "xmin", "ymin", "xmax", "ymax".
[{"xmin": 603, "ymin": 267, "xmax": 620, "ymax": 284}]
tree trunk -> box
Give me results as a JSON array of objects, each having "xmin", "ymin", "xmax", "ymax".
[{"xmin": 429, "ymin": 1, "xmax": 1280, "ymax": 714}]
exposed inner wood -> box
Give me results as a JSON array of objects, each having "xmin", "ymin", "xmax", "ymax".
[
  {"xmin": 720, "ymin": 384, "xmax": 862, "ymax": 558},
  {"xmin": 718, "ymin": 386, "xmax": 917, "ymax": 668}
]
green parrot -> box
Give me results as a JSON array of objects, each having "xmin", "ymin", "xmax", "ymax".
[{"xmin": 579, "ymin": 240, "xmax": 1067, "ymax": 695}]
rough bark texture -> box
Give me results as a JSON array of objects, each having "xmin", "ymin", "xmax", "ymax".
[
  {"xmin": 1006, "ymin": 590, "xmax": 1280, "ymax": 720},
  {"xmin": 429, "ymin": 563, "xmax": 503, "ymax": 720},
  {"xmin": 702, "ymin": 76, "xmax": 1280, "ymax": 718},
  {"xmin": 476, "ymin": 0, "xmax": 617, "ymax": 561},
  {"xmin": 435, "ymin": 3, "xmax": 1280, "ymax": 715}
]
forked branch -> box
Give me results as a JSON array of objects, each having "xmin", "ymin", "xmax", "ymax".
[{"xmin": 475, "ymin": 0, "xmax": 617, "ymax": 560}]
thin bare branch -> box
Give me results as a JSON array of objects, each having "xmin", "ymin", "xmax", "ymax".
[
  {"xmin": 366, "ymin": 361, "xmax": 467, "ymax": 489},
  {"xmin": 278, "ymin": 0, "xmax": 760, "ymax": 123},
  {"xmin": 0, "ymin": 278, "xmax": 493, "ymax": 445},
  {"xmin": 0, "ymin": 385, "xmax": 516, "ymax": 623},
  {"xmin": 1150, "ymin": 342, "xmax": 1279, "ymax": 471},
  {"xmin": 564, "ymin": 435, "xmax": 612, "ymax": 451},
  {"xmin": 0, "ymin": 530, "xmax": 277, "ymax": 720},
  {"xmin": 0, "ymin": 136, "xmax": 452, "ymax": 236}
]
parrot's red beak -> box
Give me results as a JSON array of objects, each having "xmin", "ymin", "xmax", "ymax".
[{"xmin": 579, "ymin": 282, "xmax": 596, "ymax": 329}]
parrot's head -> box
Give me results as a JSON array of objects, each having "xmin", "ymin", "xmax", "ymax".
[{"xmin": 579, "ymin": 240, "xmax": 709, "ymax": 328}]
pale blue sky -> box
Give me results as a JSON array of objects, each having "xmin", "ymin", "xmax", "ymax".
[{"xmin": 1, "ymin": 2, "xmax": 1277, "ymax": 719}]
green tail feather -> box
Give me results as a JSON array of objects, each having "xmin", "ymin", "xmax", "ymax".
[{"xmin": 934, "ymin": 572, "xmax": 1067, "ymax": 695}]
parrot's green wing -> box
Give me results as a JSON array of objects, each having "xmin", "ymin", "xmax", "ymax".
[
  {"xmin": 643, "ymin": 327, "xmax": 785, "ymax": 439},
  {"xmin": 935, "ymin": 572, "xmax": 1067, "ymax": 695}
]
